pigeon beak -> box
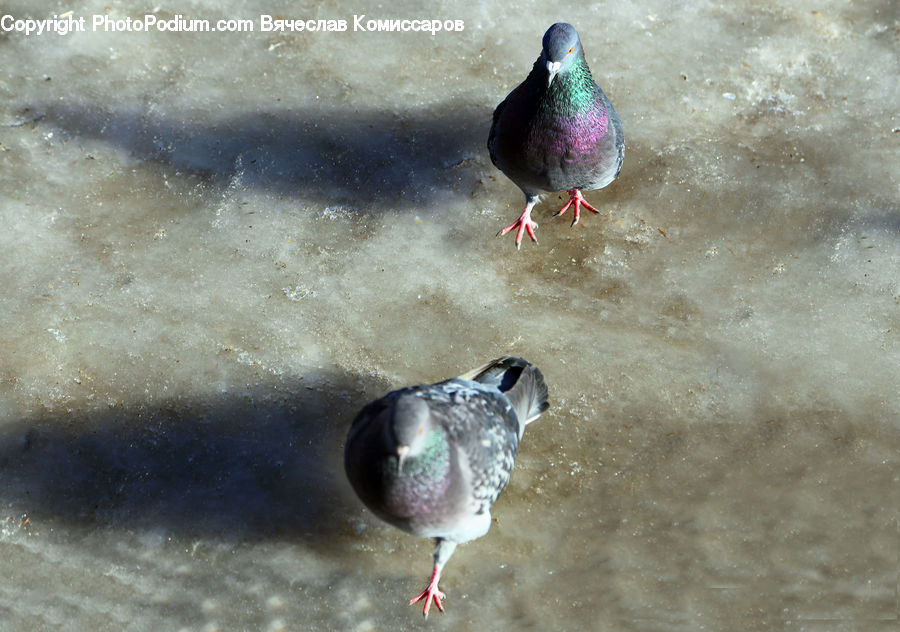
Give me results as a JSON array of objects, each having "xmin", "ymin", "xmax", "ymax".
[
  {"xmin": 546, "ymin": 60, "xmax": 561, "ymax": 86},
  {"xmin": 396, "ymin": 445, "xmax": 410, "ymax": 473}
]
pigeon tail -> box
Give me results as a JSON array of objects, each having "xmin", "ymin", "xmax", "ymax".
[{"xmin": 460, "ymin": 356, "xmax": 549, "ymax": 435}]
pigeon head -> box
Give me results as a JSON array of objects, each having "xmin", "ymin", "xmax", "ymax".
[
  {"xmin": 541, "ymin": 22, "xmax": 583, "ymax": 86},
  {"xmin": 389, "ymin": 394, "xmax": 434, "ymax": 472}
]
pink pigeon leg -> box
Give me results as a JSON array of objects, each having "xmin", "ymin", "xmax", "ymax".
[
  {"xmin": 497, "ymin": 196, "xmax": 539, "ymax": 249},
  {"xmin": 410, "ymin": 539, "xmax": 457, "ymax": 618},
  {"xmin": 409, "ymin": 564, "xmax": 446, "ymax": 619},
  {"xmin": 553, "ymin": 188, "xmax": 600, "ymax": 226}
]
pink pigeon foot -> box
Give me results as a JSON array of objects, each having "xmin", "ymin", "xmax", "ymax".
[
  {"xmin": 553, "ymin": 188, "xmax": 600, "ymax": 226},
  {"xmin": 497, "ymin": 200, "xmax": 539, "ymax": 249},
  {"xmin": 408, "ymin": 565, "xmax": 446, "ymax": 619}
]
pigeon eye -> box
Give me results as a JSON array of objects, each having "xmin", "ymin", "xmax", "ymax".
[{"xmin": 568, "ymin": 46, "xmax": 573, "ymax": 54}]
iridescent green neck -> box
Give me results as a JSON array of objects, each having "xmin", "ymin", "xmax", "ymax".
[
  {"xmin": 542, "ymin": 57, "xmax": 596, "ymax": 117},
  {"xmin": 404, "ymin": 429, "xmax": 448, "ymax": 475},
  {"xmin": 383, "ymin": 428, "xmax": 449, "ymax": 482}
]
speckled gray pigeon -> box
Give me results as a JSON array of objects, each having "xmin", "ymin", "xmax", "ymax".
[
  {"xmin": 489, "ymin": 22, "xmax": 625, "ymax": 248},
  {"xmin": 344, "ymin": 357, "xmax": 549, "ymax": 617}
]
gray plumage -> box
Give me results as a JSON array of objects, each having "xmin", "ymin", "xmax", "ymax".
[
  {"xmin": 489, "ymin": 22, "xmax": 625, "ymax": 248},
  {"xmin": 344, "ymin": 357, "xmax": 549, "ymax": 617}
]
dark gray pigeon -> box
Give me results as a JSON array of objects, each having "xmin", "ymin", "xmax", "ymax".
[
  {"xmin": 489, "ymin": 22, "xmax": 625, "ymax": 248},
  {"xmin": 344, "ymin": 357, "xmax": 549, "ymax": 617}
]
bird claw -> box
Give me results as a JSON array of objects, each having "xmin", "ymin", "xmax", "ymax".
[
  {"xmin": 497, "ymin": 209, "xmax": 539, "ymax": 249},
  {"xmin": 409, "ymin": 569, "xmax": 446, "ymax": 618},
  {"xmin": 553, "ymin": 189, "xmax": 600, "ymax": 226}
]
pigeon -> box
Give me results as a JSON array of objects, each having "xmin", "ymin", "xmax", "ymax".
[
  {"xmin": 344, "ymin": 356, "xmax": 549, "ymax": 617},
  {"xmin": 488, "ymin": 22, "xmax": 625, "ymax": 248}
]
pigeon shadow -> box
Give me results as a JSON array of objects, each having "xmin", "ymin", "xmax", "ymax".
[
  {"xmin": 0, "ymin": 368, "xmax": 386, "ymax": 542},
  {"xmin": 29, "ymin": 100, "xmax": 490, "ymax": 211}
]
